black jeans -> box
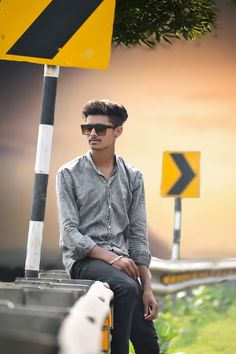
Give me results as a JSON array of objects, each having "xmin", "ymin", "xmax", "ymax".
[{"xmin": 71, "ymin": 258, "xmax": 159, "ymax": 354}]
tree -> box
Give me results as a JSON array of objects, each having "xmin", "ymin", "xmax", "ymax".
[{"xmin": 113, "ymin": 0, "xmax": 217, "ymax": 47}]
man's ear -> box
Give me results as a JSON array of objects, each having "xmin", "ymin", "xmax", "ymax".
[{"xmin": 114, "ymin": 126, "xmax": 123, "ymax": 137}]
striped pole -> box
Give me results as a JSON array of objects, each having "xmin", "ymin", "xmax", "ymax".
[
  {"xmin": 171, "ymin": 197, "xmax": 182, "ymax": 261},
  {"xmin": 25, "ymin": 65, "xmax": 60, "ymax": 278}
]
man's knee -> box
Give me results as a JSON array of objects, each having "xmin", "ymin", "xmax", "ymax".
[
  {"xmin": 124, "ymin": 278, "xmax": 139, "ymax": 298},
  {"xmin": 112, "ymin": 276, "xmax": 139, "ymax": 300}
]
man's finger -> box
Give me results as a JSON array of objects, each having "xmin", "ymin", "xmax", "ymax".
[
  {"xmin": 143, "ymin": 304, "xmax": 149, "ymax": 318},
  {"xmin": 145, "ymin": 301, "xmax": 159, "ymax": 319},
  {"xmin": 113, "ymin": 258, "xmax": 139, "ymax": 278},
  {"xmin": 117, "ymin": 262, "xmax": 135, "ymax": 278},
  {"xmin": 129, "ymin": 261, "xmax": 139, "ymax": 278},
  {"xmin": 144, "ymin": 306, "xmax": 158, "ymax": 320},
  {"xmin": 122, "ymin": 259, "xmax": 139, "ymax": 278},
  {"xmin": 126, "ymin": 264, "xmax": 138, "ymax": 278}
]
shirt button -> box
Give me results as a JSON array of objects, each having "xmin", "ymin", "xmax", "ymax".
[
  {"xmin": 108, "ymin": 225, "xmax": 111, "ymax": 229},
  {"xmin": 108, "ymin": 205, "xmax": 111, "ymax": 208}
]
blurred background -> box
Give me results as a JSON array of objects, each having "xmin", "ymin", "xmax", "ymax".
[{"xmin": 0, "ymin": 1, "xmax": 235, "ymax": 280}]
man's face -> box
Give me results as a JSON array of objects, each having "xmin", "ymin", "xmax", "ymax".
[{"xmin": 82, "ymin": 115, "xmax": 122, "ymax": 151}]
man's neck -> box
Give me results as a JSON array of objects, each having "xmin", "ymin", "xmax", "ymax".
[{"xmin": 90, "ymin": 148, "xmax": 115, "ymax": 169}]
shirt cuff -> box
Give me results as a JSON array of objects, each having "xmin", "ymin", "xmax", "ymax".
[
  {"xmin": 73, "ymin": 237, "xmax": 96, "ymax": 260},
  {"xmin": 129, "ymin": 250, "xmax": 151, "ymax": 267}
]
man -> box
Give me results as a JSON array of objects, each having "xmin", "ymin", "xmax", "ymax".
[{"xmin": 56, "ymin": 99, "xmax": 159, "ymax": 354}]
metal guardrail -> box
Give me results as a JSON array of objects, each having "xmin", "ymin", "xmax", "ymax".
[
  {"xmin": 0, "ymin": 277, "xmax": 113, "ymax": 354},
  {"xmin": 0, "ymin": 284, "xmax": 86, "ymax": 309},
  {"xmin": 150, "ymin": 257, "xmax": 236, "ymax": 294}
]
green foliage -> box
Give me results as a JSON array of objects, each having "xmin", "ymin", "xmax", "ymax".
[
  {"xmin": 113, "ymin": 0, "xmax": 217, "ymax": 47},
  {"xmin": 129, "ymin": 283, "xmax": 236, "ymax": 353},
  {"xmin": 156, "ymin": 313, "xmax": 179, "ymax": 354},
  {"xmin": 155, "ymin": 283, "xmax": 236, "ymax": 354},
  {"xmin": 163, "ymin": 284, "xmax": 236, "ymax": 316}
]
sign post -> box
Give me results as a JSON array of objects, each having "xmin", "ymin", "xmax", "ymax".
[
  {"xmin": 161, "ymin": 151, "xmax": 201, "ymax": 261},
  {"xmin": 25, "ymin": 65, "xmax": 59, "ymax": 277},
  {"xmin": 172, "ymin": 197, "xmax": 182, "ymax": 261}
]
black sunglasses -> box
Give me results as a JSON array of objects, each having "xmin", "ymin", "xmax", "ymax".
[{"xmin": 81, "ymin": 124, "xmax": 118, "ymax": 136}]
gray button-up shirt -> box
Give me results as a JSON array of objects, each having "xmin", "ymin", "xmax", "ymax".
[{"xmin": 56, "ymin": 152, "xmax": 151, "ymax": 275}]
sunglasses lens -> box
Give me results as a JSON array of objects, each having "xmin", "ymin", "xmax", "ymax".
[
  {"xmin": 81, "ymin": 124, "xmax": 107, "ymax": 135},
  {"xmin": 95, "ymin": 125, "xmax": 107, "ymax": 135},
  {"xmin": 81, "ymin": 125, "xmax": 91, "ymax": 135}
]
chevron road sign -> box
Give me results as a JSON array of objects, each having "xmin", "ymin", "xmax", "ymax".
[
  {"xmin": 161, "ymin": 151, "xmax": 200, "ymax": 198},
  {"xmin": 0, "ymin": 0, "xmax": 115, "ymax": 68}
]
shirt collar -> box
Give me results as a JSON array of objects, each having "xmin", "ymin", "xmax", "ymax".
[{"xmin": 85, "ymin": 151, "xmax": 119, "ymax": 175}]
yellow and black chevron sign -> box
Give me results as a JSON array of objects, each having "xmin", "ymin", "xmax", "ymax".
[
  {"xmin": 0, "ymin": 0, "xmax": 115, "ymax": 68},
  {"xmin": 161, "ymin": 151, "xmax": 201, "ymax": 198}
]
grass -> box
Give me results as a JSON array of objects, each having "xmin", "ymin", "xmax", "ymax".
[
  {"xmin": 169, "ymin": 305, "xmax": 236, "ymax": 354},
  {"xmin": 153, "ymin": 282, "xmax": 236, "ymax": 354}
]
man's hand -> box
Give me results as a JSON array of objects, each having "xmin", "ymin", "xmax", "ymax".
[
  {"xmin": 88, "ymin": 246, "xmax": 139, "ymax": 279},
  {"xmin": 143, "ymin": 289, "xmax": 159, "ymax": 321},
  {"xmin": 112, "ymin": 257, "xmax": 140, "ymax": 279},
  {"xmin": 137, "ymin": 264, "xmax": 159, "ymax": 320}
]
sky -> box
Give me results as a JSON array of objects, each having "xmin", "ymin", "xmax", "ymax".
[{"xmin": 0, "ymin": 1, "xmax": 236, "ymax": 262}]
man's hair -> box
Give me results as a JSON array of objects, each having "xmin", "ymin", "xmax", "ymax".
[{"xmin": 82, "ymin": 99, "xmax": 128, "ymax": 126}]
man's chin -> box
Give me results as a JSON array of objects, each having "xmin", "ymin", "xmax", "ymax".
[{"xmin": 90, "ymin": 145, "xmax": 102, "ymax": 151}]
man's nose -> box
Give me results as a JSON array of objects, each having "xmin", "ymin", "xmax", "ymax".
[{"xmin": 90, "ymin": 128, "xmax": 97, "ymax": 136}]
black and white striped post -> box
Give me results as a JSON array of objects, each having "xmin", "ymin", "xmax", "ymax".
[
  {"xmin": 25, "ymin": 65, "xmax": 59, "ymax": 278},
  {"xmin": 171, "ymin": 197, "xmax": 182, "ymax": 261}
]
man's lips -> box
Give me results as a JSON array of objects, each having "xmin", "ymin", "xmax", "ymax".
[{"xmin": 89, "ymin": 139, "xmax": 101, "ymax": 142}]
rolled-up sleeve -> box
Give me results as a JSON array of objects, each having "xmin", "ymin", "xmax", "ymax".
[
  {"xmin": 56, "ymin": 169, "xmax": 96, "ymax": 260},
  {"xmin": 128, "ymin": 173, "xmax": 151, "ymax": 267}
]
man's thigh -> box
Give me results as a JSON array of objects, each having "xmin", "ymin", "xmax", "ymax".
[{"xmin": 71, "ymin": 258, "xmax": 138, "ymax": 294}]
